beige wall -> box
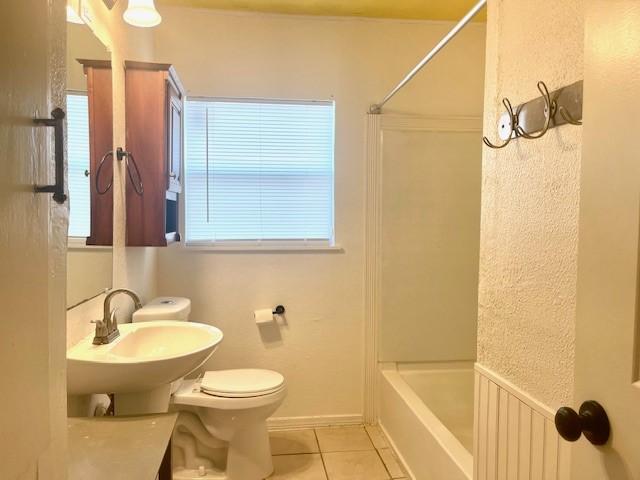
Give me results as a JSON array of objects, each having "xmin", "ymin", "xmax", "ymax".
[
  {"xmin": 153, "ymin": 7, "xmax": 485, "ymax": 418},
  {"xmin": 66, "ymin": 22, "xmax": 110, "ymax": 91},
  {"xmin": 477, "ymin": 0, "xmax": 583, "ymax": 408},
  {"xmin": 67, "ymin": 248, "xmax": 112, "ymax": 306}
]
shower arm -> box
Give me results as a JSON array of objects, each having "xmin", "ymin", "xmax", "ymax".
[{"xmin": 369, "ymin": 0, "xmax": 487, "ymax": 114}]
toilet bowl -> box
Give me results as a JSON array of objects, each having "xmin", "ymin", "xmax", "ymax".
[
  {"xmin": 132, "ymin": 298, "xmax": 287, "ymax": 480},
  {"xmin": 172, "ymin": 371, "xmax": 286, "ymax": 480}
]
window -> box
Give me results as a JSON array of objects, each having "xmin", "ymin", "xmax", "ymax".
[
  {"xmin": 67, "ymin": 93, "xmax": 91, "ymax": 238},
  {"xmin": 184, "ymin": 98, "xmax": 335, "ymax": 246}
]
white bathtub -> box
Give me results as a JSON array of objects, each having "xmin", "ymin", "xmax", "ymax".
[{"xmin": 378, "ymin": 362, "xmax": 474, "ymax": 480}]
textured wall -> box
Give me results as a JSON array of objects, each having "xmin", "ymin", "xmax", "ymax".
[
  {"xmin": 0, "ymin": 1, "xmax": 67, "ymax": 478},
  {"xmin": 154, "ymin": 7, "xmax": 486, "ymax": 419},
  {"xmin": 477, "ymin": 0, "xmax": 584, "ymax": 408}
]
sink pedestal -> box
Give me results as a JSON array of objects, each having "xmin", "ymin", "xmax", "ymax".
[{"xmin": 115, "ymin": 384, "xmax": 172, "ymax": 415}]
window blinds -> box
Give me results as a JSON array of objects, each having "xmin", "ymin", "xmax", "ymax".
[
  {"xmin": 184, "ymin": 99, "xmax": 335, "ymax": 244},
  {"xmin": 67, "ymin": 93, "xmax": 91, "ymax": 238}
]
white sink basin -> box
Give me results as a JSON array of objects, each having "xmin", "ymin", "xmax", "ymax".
[{"xmin": 67, "ymin": 321, "xmax": 223, "ymax": 395}]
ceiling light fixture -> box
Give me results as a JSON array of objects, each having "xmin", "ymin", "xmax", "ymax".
[{"xmin": 123, "ymin": 0, "xmax": 162, "ymax": 28}]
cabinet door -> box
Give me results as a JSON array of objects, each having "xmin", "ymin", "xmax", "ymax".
[
  {"xmin": 167, "ymin": 81, "xmax": 182, "ymax": 193},
  {"xmin": 85, "ymin": 64, "xmax": 113, "ymax": 246}
]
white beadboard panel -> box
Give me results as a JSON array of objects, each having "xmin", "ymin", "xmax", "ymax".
[{"xmin": 474, "ymin": 364, "xmax": 571, "ymax": 480}]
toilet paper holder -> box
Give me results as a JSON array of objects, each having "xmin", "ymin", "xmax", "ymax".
[{"xmin": 273, "ymin": 305, "xmax": 286, "ymax": 315}]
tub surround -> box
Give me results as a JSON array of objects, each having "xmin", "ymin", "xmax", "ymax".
[
  {"xmin": 379, "ymin": 363, "xmax": 473, "ymax": 480},
  {"xmin": 398, "ymin": 362, "xmax": 474, "ymax": 452}
]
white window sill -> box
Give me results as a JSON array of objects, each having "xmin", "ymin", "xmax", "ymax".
[
  {"xmin": 67, "ymin": 237, "xmax": 111, "ymax": 250},
  {"xmin": 181, "ymin": 242, "xmax": 344, "ymax": 253}
]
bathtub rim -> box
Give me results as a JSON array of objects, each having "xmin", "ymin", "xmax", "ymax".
[{"xmin": 380, "ymin": 364, "xmax": 473, "ymax": 479}]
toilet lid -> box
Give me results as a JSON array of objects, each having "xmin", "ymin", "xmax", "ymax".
[{"xmin": 200, "ymin": 369, "xmax": 285, "ymax": 398}]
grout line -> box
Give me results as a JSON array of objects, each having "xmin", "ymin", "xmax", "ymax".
[
  {"xmin": 272, "ymin": 452, "xmax": 321, "ymax": 457},
  {"xmin": 374, "ymin": 447, "xmax": 393, "ymax": 479},
  {"xmin": 363, "ymin": 423, "xmax": 379, "ymax": 448},
  {"xmin": 314, "ymin": 428, "xmax": 330, "ymax": 480},
  {"xmin": 316, "ymin": 448, "xmax": 377, "ymax": 453},
  {"xmin": 368, "ymin": 424, "xmax": 409, "ymax": 479}
]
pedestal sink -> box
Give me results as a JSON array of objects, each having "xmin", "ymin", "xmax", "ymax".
[{"xmin": 67, "ymin": 321, "xmax": 223, "ymax": 413}]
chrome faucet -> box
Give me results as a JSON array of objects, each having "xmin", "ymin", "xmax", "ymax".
[{"xmin": 92, "ymin": 288, "xmax": 143, "ymax": 345}]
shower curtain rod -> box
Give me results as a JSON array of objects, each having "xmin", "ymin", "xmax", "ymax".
[{"xmin": 369, "ymin": 0, "xmax": 487, "ymax": 114}]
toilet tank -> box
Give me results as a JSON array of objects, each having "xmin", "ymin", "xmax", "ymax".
[{"xmin": 132, "ymin": 297, "xmax": 191, "ymax": 322}]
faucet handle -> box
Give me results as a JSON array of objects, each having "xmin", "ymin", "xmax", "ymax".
[{"xmin": 91, "ymin": 319, "xmax": 108, "ymax": 337}]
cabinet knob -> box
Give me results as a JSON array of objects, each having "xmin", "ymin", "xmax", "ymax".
[{"xmin": 555, "ymin": 400, "xmax": 610, "ymax": 445}]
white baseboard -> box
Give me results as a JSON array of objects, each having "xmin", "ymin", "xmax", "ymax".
[{"xmin": 267, "ymin": 414, "xmax": 364, "ymax": 431}]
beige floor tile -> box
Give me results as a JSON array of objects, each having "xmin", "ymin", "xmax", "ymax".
[
  {"xmin": 269, "ymin": 454, "xmax": 327, "ymax": 480},
  {"xmin": 377, "ymin": 448, "xmax": 406, "ymax": 479},
  {"xmin": 315, "ymin": 426, "xmax": 374, "ymax": 452},
  {"xmin": 364, "ymin": 425, "xmax": 388, "ymax": 449},
  {"xmin": 270, "ymin": 429, "xmax": 320, "ymax": 455},
  {"xmin": 322, "ymin": 450, "xmax": 390, "ymax": 480}
]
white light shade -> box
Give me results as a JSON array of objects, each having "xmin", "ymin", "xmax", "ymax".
[{"xmin": 123, "ymin": 0, "xmax": 162, "ymax": 28}]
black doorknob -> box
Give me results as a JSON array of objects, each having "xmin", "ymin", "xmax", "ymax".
[{"xmin": 554, "ymin": 400, "xmax": 610, "ymax": 445}]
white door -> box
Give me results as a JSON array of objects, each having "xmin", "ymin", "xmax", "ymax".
[
  {"xmin": 571, "ymin": 2, "xmax": 640, "ymax": 478},
  {"xmin": 0, "ymin": 1, "xmax": 67, "ymax": 479}
]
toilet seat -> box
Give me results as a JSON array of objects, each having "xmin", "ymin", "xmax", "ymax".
[
  {"xmin": 172, "ymin": 376, "xmax": 287, "ymax": 411},
  {"xmin": 200, "ymin": 369, "xmax": 285, "ymax": 398}
]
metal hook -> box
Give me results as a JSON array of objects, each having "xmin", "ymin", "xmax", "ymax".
[
  {"xmin": 95, "ymin": 150, "xmax": 114, "ymax": 195},
  {"xmin": 558, "ymin": 105, "xmax": 582, "ymax": 125},
  {"xmin": 113, "ymin": 147, "xmax": 144, "ymax": 196},
  {"xmin": 124, "ymin": 152, "xmax": 144, "ymax": 196},
  {"xmin": 483, "ymin": 98, "xmax": 518, "ymax": 149},
  {"xmin": 516, "ymin": 81, "xmax": 556, "ymax": 139}
]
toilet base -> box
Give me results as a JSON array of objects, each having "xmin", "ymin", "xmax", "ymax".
[
  {"xmin": 171, "ymin": 378, "xmax": 286, "ymax": 480},
  {"xmin": 226, "ymin": 422, "xmax": 273, "ymax": 480},
  {"xmin": 172, "ymin": 411, "xmax": 274, "ymax": 480},
  {"xmin": 173, "ymin": 466, "xmax": 227, "ymax": 480}
]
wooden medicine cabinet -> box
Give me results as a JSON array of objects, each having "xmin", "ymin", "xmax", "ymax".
[
  {"xmin": 124, "ymin": 61, "xmax": 185, "ymax": 246},
  {"xmin": 78, "ymin": 59, "xmax": 113, "ymax": 246}
]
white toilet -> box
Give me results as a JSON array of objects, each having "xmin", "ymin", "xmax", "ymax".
[{"xmin": 132, "ymin": 297, "xmax": 287, "ymax": 480}]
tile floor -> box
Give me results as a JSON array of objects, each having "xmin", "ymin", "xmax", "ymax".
[{"xmin": 268, "ymin": 425, "xmax": 408, "ymax": 480}]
